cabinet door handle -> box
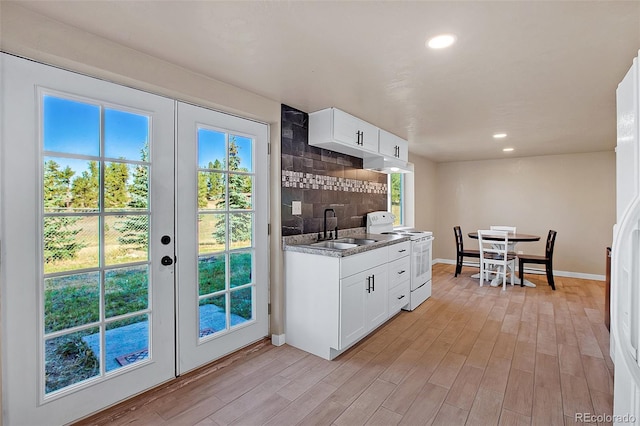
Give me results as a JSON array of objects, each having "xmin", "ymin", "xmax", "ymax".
[
  {"xmin": 398, "ymin": 270, "xmax": 406, "ymax": 275},
  {"xmin": 360, "ymin": 131, "xmax": 364, "ymax": 145},
  {"xmin": 366, "ymin": 276, "xmax": 371, "ymax": 293},
  {"xmin": 371, "ymin": 274, "xmax": 375, "ymax": 291},
  {"xmin": 398, "ymin": 249, "xmax": 407, "ymax": 253},
  {"xmin": 398, "ymin": 294, "xmax": 405, "ymax": 300}
]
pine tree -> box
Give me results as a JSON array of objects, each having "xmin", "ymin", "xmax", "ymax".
[
  {"xmin": 43, "ymin": 159, "xmax": 86, "ymax": 262},
  {"xmin": 212, "ymin": 138, "xmax": 252, "ymax": 245},
  {"xmin": 104, "ymin": 161, "xmax": 130, "ymax": 209},
  {"xmin": 115, "ymin": 146, "xmax": 149, "ymax": 250},
  {"xmin": 70, "ymin": 161, "xmax": 99, "ymax": 209},
  {"xmin": 206, "ymin": 160, "xmax": 224, "ymax": 204},
  {"xmin": 198, "ymin": 171, "xmax": 209, "ymax": 208}
]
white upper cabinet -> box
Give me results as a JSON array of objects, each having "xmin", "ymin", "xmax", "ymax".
[
  {"xmin": 379, "ymin": 129, "xmax": 408, "ymax": 162},
  {"xmin": 309, "ymin": 108, "xmax": 379, "ymax": 156}
]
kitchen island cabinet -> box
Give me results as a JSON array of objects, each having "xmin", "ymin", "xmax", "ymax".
[{"xmin": 285, "ymin": 244, "xmax": 397, "ymax": 360}]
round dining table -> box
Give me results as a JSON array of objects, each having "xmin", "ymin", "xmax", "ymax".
[
  {"xmin": 467, "ymin": 232, "xmax": 540, "ymax": 242},
  {"xmin": 467, "ymin": 232, "xmax": 541, "ymax": 287}
]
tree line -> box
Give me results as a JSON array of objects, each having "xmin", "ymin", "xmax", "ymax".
[{"xmin": 44, "ymin": 139, "xmax": 253, "ymax": 265}]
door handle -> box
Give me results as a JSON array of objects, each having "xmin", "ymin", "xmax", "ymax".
[
  {"xmin": 398, "ymin": 270, "xmax": 406, "ymax": 275},
  {"xmin": 161, "ymin": 256, "xmax": 174, "ymax": 266},
  {"xmin": 161, "ymin": 235, "xmax": 171, "ymax": 245},
  {"xmin": 371, "ymin": 274, "xmax": 375, "ymax": 291},
  {"xmin": 366, "ymin": 276, "xmax": 371, "ymax": 293}
]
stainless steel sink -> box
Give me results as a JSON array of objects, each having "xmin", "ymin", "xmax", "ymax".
[
  {"xmin": 334, "ymin": 237, "xmax": 378, "ymax": 245},
  {"xmin": 310, "ymin": 241, "xmax": 358, "ymax": 250}
]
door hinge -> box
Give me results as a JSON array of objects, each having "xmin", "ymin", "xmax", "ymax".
[
  {"xmin": 268, "ymin": 223, "xmax": 271, "ymax": 235},
  {"xmin": 268, "ymin": 303, "xmax": 271, "ymax": 315},
  {"xmin": 268, "ymin": 143, "xmax": 271, "ymax": 155}
]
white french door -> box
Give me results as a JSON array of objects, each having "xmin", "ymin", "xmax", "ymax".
[
  {"xmin": 1, "ymin": 54, "xmax": 269, "ymax": 425},
  {"xmin": 1, "ymin": 54, "xmax": 176, "ymax": 425},
  {"xmin": 176, "ymin": 102, "xmax": 269, "ymax": 374}
]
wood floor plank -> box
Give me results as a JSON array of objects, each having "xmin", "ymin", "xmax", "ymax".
[
  {"xmin": 398, "ymin": 382, "xmax": 448, "ymax": 426},
  {"xmin": 480, "ymin": 355, "xmax": 511, "ymax": 395},
  {"xmin": 265, "ymin": 381, "xmax": 337, "ymax": 426},
  {"xmin": 560, "ymin": 372, "xmax": 595, "ymax": 417},
  {"xmin": 428, "ymin": 351, "xmax": 467, "ymax": 389},
  {"xmin": 531, "ymin": 385, "xmax": 564, "ymax": 426},
  {"xmin": 581, "ymin": 355, "xmax": 614, "ymax": 395},
  {"xmin": 502, "ymin": 368, "xmax": 534, "ymax": 416},
  {"xmin": 534, "ymin": 352, "xmax": 561, "ymax": 392},
  {"xmin": 431, "ymin": 402, "xmax": 469, "ymax": 426},
  {"xmin": 498, "ymin": 408, "xmax": 531, "ymax": 426},
  {"xmin": 466, "ymin": 388, "xmax": 503, "ymax": 426},
  {"xmin": 444, "ymin": 364, "xmax": 484, "ymax": 410},
  {"xmin": 334, "ymin": 378, "xmax": 397, "ymax": 426},
  {"xmin": 511, "ymin": 341, "xmax": 535, "ymax": 373},
  {"xmin": 558, "ymin": 343, "xmax": 585, "ymax": 377},
  {"xmin": 491, "ymin": 332, "xmax": 517, "ymax": 360},
  {"xmin": 209, "ymin": 375, "xmax": 290, "ymax": 425},
  {"xmin": 450, "ymin": 327, "xmax": 480, "ymax": 356},
  {"xmin": 516, "ymin": 320, "xmax": 537, "ymax": 344},
  {"xmin": 364, "ymin": 407, "xmax": 403, "ymax": 426}
]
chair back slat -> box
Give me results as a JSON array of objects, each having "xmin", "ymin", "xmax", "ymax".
[
  {"xmin": 454, "ymin": 226, "xmax": 463, "ymax": 253},
  {"xmin": 490, "ymin": 225, "xmax": 516, "ymax": 234},
  {"xmin": 546, "ymin": 230, "xmax": 557, "ymax": 258}
]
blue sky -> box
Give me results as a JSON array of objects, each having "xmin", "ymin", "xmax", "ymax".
[
  {"xmin": 43, "ymin": 95, "xmax": 253, "ymax": 176},
  {"xmin": 44, "ymin": 95, "xmax": 149, "ymax": 162},
  {"xmin": 198, "ymin": 128, "xmax": 253, "ymax": 172}
]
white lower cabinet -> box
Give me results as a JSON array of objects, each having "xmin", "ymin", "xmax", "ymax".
[
  {"xmin": 285, "ymin": 244, "xmax": 399, "ymax": 360},
  {"xmin": 339, "ymin": 264, "xmax": 387, "ymax": 350}
]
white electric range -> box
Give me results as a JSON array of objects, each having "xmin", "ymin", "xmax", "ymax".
[{"xmin": 366, "ymin": 211, "xmax": 434, "ymax": 311}]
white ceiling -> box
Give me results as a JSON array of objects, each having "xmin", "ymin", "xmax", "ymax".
[{"xmin": 13, "ymin": 1, "xmax": 640, "ymax": 162}]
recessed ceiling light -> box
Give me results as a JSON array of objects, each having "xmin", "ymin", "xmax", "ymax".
[
  {"xmin": 493, "ymin": 133, "xmax": 507, "ymax": 139},
  {"xmin": 390, "ymin": 167, "xmax": 400, "ymax": 172},
  {"xmin": 427, "ymin": 34, "xmax": 456, "ymax": 49},
  {"xmin": 503, "ymin": 147, "xmax": 514, "ymax": 152}
]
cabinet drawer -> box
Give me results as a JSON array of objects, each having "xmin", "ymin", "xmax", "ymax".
[
  {"xmin": 340, "ymin": 246, "xmax": 388, "ymax": 278},
  {"xmin": 388, "ymin": 256, "xmax": 411, "ymax": 289},
  {"xmin": 388, "ymin": 280, "xmax": 410, "ymax": 316},
  {"xmin": 388, "ymin": 241, "xmax": 410, "ymax": 262}
]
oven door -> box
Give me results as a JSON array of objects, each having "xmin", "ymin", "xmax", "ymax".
[{"xmin": 411, "ymin": 237, "xmax": 432, "ymax": 290}]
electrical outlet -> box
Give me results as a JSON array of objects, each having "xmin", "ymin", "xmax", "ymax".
[{"xmin": 292, "ymin": 201, "xmax": 302, "ymax": 215}]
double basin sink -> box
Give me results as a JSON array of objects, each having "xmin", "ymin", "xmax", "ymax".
[{"xmin": 310, "ymin": 237, "xmax": 379, "ymax": 250}]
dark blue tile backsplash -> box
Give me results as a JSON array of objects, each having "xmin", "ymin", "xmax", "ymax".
[{"xmin": 281, "ymin": 104, "xmax": 388, "ymax": 236}]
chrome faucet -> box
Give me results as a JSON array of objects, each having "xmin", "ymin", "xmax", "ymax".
[{"xmin": 324, "ymin": 208, "xmax": 336, "ymax": 240}]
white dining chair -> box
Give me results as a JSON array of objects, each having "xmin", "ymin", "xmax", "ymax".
[
  {"xmin": 478, "ymin": 229, "xmax": 516, "ymax": 290},
  {"xmin": 490, "ymin": 225, "xmax": 517, "ymax": 254}
]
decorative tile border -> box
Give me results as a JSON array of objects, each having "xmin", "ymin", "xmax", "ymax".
[{"xmin": 282, "ymin": 170, "xmax": 387, "ymax": 193}]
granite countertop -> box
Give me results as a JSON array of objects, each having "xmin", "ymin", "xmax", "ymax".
[{"xmin": 282, "ymin": 227, "xmax": 410, "ymax": 258}]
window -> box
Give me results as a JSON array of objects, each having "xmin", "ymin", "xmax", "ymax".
[{"xmin": 389, "ymin": 173, "xmax": 404, "ymax": 226}]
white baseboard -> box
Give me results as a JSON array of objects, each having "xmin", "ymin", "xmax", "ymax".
[
  {"xmin": 271, "ymin": 334, "xmax": 286, "ymax": 346},
  {"xmin": 433, "ymin": 258, "xmax": 605, "ymax": 281}
]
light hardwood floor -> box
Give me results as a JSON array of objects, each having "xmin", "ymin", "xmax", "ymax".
[{"xmin": 75, "ymin": 263, "xmax": 613, "ymax": 426}]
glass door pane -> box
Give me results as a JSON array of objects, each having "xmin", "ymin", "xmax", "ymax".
[
  {"xmin": 42, "ymin": 94, "xmax": 155, "ymax": 393},
  {"xmin": 197, "ymin": 130, "xmax": 255, "ymax": 339}
]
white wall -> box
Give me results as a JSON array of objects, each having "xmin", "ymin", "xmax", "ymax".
[{"xmin": 431, "ymin": 151, "xmax": 615, "ymax": 276}]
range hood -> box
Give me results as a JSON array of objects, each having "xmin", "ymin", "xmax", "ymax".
[{"xmin": 363, "ymin": 155, "xmax": 414, "ymax": 174}]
